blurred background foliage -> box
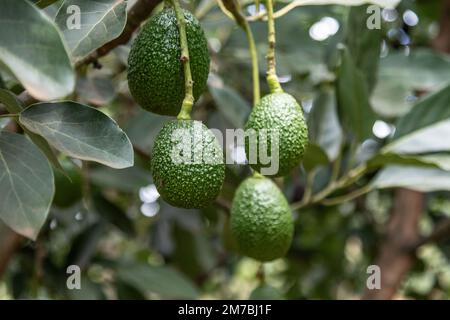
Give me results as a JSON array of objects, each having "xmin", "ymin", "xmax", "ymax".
[{"xmin": 1, "ymin": 0, "xmax": 450, "ymax": 300}]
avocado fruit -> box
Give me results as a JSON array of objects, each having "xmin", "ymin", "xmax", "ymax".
[
  {"xmin": 245, "ymin": 92, "xmax": 308, "ymax": 177},
  {"xmin": 151, "ymin": 120, "xmax": 225, "ymax": 208},
  {"xmin": 230, "ymin": 175, "xmax": 294, "ymax": 261},
  {"xmin": 127, "ymin": 8, "xmax": 210, "ymax": 116}
]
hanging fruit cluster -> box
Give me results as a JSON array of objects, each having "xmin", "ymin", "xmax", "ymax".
[{"xmin": 127, "ymin": 0, "xmax": 308, "ymax": 262}]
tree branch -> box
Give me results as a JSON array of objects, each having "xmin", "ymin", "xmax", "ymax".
[
  {"xmin": 0, "ymin": 224, "xmax": 23, "ymax": 280},
  {"xmin": 363, "ymin": 5, "xmax": 450, "ymax": 299},
  {"xmin": 413, "ymin": 218, "xmax": 450, "ymax": 249},
  {"xmin": 432, "ymin": 0, "xmax": 450, "ymax": 53}
]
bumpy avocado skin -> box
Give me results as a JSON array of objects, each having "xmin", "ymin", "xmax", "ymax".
[
  {"xmin": 151, "ymin": 120, "xmax": 225, "ymax": 209},
  {"xmin": 127, "ymin": 8, "xmax": 210, "ymax": 116},
  {"xmin": 230, "ymin": 176, "xmax": 294, "ymax": 261},
  {"xmin": 245, "ymin": 92, "xmax": 308, "ymax": 177}
]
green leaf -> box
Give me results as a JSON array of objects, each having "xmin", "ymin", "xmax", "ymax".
[
  {"xmin": 66, "ymin": 222, "xmax": 106, "ymax": 268},
  {"xmin": 367, "ymin": 153, "xmax": 450, "ymax": 171},
  {"xmin": 172, "ymin": 222, "xmax": 215, "ymax": 278},
  {"xmin": 308, "ymin": 87, "xmax": 343, "ymax": 161},
  {"xmin": 19, "ymin": 101, "xmax": 134, "ymax": 169},
  {"xmin": 249, "ymin": 284, "xmax": 284, "ymax": 300},
  {"xmin": 67, "ymin": 276, "xmax": 105, "ymax": 300},
  {"xmin": 372, "ymin": 165, "xmax": 450, "ymax": 192},
  {"xmin": 93, "ymin": 193, "xmax": 135, "ymax": 236},
  {"xmin": 0, "ymin": 0, "xmax": 74, "ymax": 100},
  {"xmin": 76, "ymin": 75, "xmax": 116, "ymax": 106},
  {"xmin": 372, "ymin": 49, "xmax": 450, "ymax": 117},
  {"xmin": 0, "ymin": 89, "xmax": 64, "ymax": 172},
  {"xmin": 90, "ymin": 166, "xmax": 152, "ymax": 193},
  {"xmin": 117, "ymin": 263, "xmax": 199, "ymax": 299},
  {"xmin": 125, "ymin": 110, "xmax": 169, "ymax": 151},
  {"xmin": 346, "ymin": 5, "xmax": 382, "ymax": 92},
  {"xmin": 35, "ymin": 0, "xmax": 60, "ymax": 8},
  {"xmin": 303, "ymin": 144, "xmax": 329, "ymax": 172},
  {"xmin": 0, "ymin": 131, "xmax": 54, "ymax": 240},
  {"xmin": 336, "ymin": 46, "xmax": 376, "ymax": 142},
  {"xmin": 209, "ymin": 81, "xmax": 251, "ymax": 128},
  {"xmin": 384, "ymin": 84, "xmax": 450, "ymax": 154},
  {"xmin": 55, "ymin": 0, "xmax": 127, "ymax": 62},
  {"xmin": 0, "ymin": 88, "xmax": 22, "ymax": 113}
]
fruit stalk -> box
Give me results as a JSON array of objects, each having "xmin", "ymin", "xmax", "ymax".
[
  {"xmin": 244, "ymin": 20, "xmax": 261, "ymax": 105},
  {"xmin": 172, "ymin": 0, "xmax": 194, "ymax": 120},
  {"xmin": 265, "ymin": 0, "xmax": 282, "ymax": 93},
  {"xmin": 221, "ymin": 0, "xmax": 260, "ymax": 105}
]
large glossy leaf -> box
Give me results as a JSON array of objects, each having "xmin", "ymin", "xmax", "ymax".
[
  {"xmin": 0, "ymin": 89, "xmax": 63, "ymax": 171},
  {"xmin": 19, "ymin": 101, "xmax": 134, "ymax": 169},
  {"xmin": 0, "ymin": 0, "xmax": 74, "ymax": 100},
  {"xmin": 55, "ymin": 0, "xmax": 127, "ymax": 61},
  {"xmin": 346, "ymin": 5, "xmax": 382, "ymax": 92},
  {"xmin": 384, "ymin": 84, "xmax": 450, "ymax": 154},
  {"xmin": 0, "ymin": 131, "xmax": 54, "ymax": 240},
  {"xmin": 372, "ymin": 165, "xmax": 450, "ymax": 192},
  {"xmin": 371, "ymin": 49, "xmax": 450, "ymax": 117},
  {"xmin": 367, "ymin": 153, "xmax": 450, "ymax": 171},
  {"xmin": 209, "ymin": 82, "xmax": 251, "ymax": 128},
  {"xmin": 117, "ymin": 263, "xmax": 199, "ymax": 299},
  {"xmin": 336, "ymin": 46, "xmax": 376, "ymax": 142},
  {"xmin": 308, "ymin": 87, "xmax": 343, "ymax": 161}
]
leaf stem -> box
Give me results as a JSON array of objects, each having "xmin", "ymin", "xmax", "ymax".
[
  {"xmin": 244, "ymin": 21, "xmax": 261, "ymax": 105},
  {"xmin": 221, "ymin": 0, "xmax": 260, "ymax": 105},
  {"xmin": 172, "ymin": 0, "xmax": 194, "ymax": 120},
  {"xmin": 0, "ymin": 113, "xmax": 19, "ymax": 119},
  {"xmin": 299, "ymin": 169, "xmax": 316, "ymax": 206},
  {"xmin": 247, "ymin": 0, "xmax": 310, "ymax": 22},
  {"xmin": 320, "ymin": 184, "xmax": 372, "ymax": 206},
  {"xmin": 265, "ymin": 0, "xmax": 282, "ymax": 93},
  {"xmin": 291, "ymin": 163, "xmax": 368, "ymax": 210}
]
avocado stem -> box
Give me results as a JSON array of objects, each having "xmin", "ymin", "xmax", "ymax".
[
  {"xmin": 221, "ymin": 0, "xmax": 260, "ymax": 105},
  {"xmin": 172, "ymin": 0, "xmax": 194, "ymax": 120},
  {"xmin": 252, "ymin": 171, "xmax": 264, "ymax": 179},
  {"xmin": 265, "ymin": 0, "xmax": 283, "ymax": 94},
  {"xmin": 244, "ymin": 20, "xmax": 261, "ymax": 105}
]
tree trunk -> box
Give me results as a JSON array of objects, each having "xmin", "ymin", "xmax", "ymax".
[
  {"xmin": 432, "ymin": 0, "xmax": 450, "ymax": 53},
  {"xmin": 0, "ymin": 224, "xmax": 22, "ymax": 280},
  {"xmin": 362, "ymin": 189, "xmax": 424, "ymax": 299}
]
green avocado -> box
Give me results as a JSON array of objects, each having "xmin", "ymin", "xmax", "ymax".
[
  {"xmin": 53, "ymin": 159, "xmax": 82, "ymax": 208},
  {"xmin": 245, "ymin": 92, "xmax": 308, "ymax": 177},
  {"xmin": 127, "ymin": 8, "xmax": 210, "ymax": 116},
  {"xmin": 230, "ymin": 175, "xmax": 294, "ymax": 261},
  {"xmin": 151, "ymin": 120, "xmax": 225, "ymax": 208}
]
